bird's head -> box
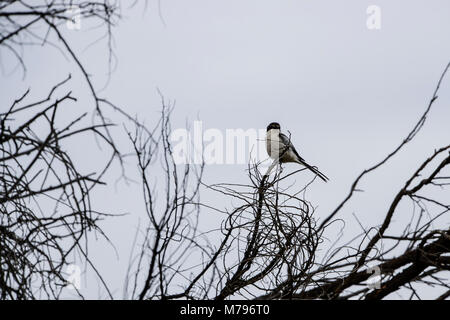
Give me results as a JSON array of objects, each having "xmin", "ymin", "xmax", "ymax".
[{"xmin": 266, "ymin": 122, "xmax": 281, "ymax": 132}]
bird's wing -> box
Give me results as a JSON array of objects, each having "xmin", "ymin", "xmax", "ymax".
[
  {"xmin": 279, "ymin": 132, "xmax": 304, "ymax": 161},
  {"xmin": 279, "ymin": 132, "xmax": 329, "ymax": 182},
  {"xmin": 279, "ymin": 132, "xmax": 293, "ymax": 148}
]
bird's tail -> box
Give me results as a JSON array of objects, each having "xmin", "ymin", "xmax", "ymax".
[{"xmin": 296, "ymin": 159, "xmax": 329, "ymax": 182}]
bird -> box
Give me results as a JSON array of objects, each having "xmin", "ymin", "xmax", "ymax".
[{"xmin": 266, "ymin": 122, "xmax": 328, "ymax": 182}]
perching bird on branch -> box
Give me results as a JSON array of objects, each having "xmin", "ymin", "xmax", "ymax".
[{"xmin": 266, "ymin": 122, "xmax": 329, "ymax": 182}]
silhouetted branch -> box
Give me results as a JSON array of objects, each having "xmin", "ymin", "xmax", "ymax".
[
  {"xmin": 0, "ymin": 79, "xmax": 114, "ymax": 299},
  {"xmin": 128, "ymin": 62, "xmax": 450, "ymax": 300}
]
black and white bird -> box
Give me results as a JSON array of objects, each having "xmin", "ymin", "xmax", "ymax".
[{"xmin": 266, "ymin": 122, "xmax": 328, "ymax": 182}]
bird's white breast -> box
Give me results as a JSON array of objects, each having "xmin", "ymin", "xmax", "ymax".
[{"xmin": 266, "ymin": 129, "xmax": 281, "ymax": 159}]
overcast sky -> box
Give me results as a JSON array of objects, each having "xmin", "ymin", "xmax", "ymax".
[{"xmin": 1, "ymin": 0, "xmax": 450, "ymax": 299}]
